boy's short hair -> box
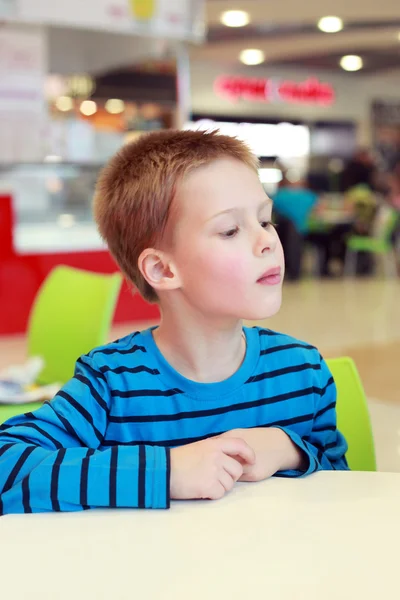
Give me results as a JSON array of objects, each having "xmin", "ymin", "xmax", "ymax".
[{"xmin": 93, "ymin": 129, "xmax": 259, "ymax": 303}]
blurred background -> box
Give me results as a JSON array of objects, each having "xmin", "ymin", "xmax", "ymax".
[{"xmin": 0, "ymin": 1, "xmax": 399, "ymax": 469}]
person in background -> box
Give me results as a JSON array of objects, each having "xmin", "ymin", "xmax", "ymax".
[
  {"xmin": 340, "ymin": 148, "xmax": 377, "ymax": 193},
  {"xmin": 387, "ymin": 160, "xmax": 400, "ymax": 212},
  {"xmin": 387, "ymin": 160, "xmax": 400, "ymax": 269},
  {"xmin": 272, "ymin": 175, "xmax": 318, "ymax": 280}
]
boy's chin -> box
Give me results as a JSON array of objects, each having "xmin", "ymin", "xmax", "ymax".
[{"xmin": 240, "ymin": 299, "xmax": 282, "ymax": 321}]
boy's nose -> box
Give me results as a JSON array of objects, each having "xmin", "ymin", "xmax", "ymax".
[{"xmin": 254, "ymin": 227, "xmax": 276, "ymax": 256}]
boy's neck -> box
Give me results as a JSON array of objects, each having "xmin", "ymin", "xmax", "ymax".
[{"xmin": 153, "ymin": 311, "xmax": 246, "ymax": 384}]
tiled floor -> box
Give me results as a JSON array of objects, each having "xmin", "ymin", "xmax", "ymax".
[{"xmin": 1, "ymin": 278, "xmax": 399, "ymax": 471}]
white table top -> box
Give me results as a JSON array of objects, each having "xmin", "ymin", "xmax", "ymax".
[{"xmin": 1, "ymin": 471, "xmax": 399, "ymax": 600}]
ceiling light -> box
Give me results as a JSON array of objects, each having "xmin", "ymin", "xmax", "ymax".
[
  {"xmin": 340, "ymin": 55, "xmax": 363, "ymax": 71},
  {"xmin": 221, "ymin": 10, "xmax": 250, "ymax": 28},
  {"xmin": 80, "ymin": 100, "xmax": 97, "ymax": 116},
  {"xmin": 239, "ymin": 49, "xmax": 265, "ymax": 66},
  {"xmin": 397, "ymin": 32, "xmax": 400, "ymax": 41},
  {"xmin": 55, "ymin": 96, "xmax": 73, "ymax": 112},
  {"xmin": 317, "ymin": 16, "xmax": 343, "ymax": 33},
  {"xmin": 105, "ymin": 99, "xmax": 125, "ymax": 114}
]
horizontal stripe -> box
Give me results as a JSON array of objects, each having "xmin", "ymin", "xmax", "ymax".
[
  {"xmin": 94, "ymin": 344, "xmax": 146, "ymax": 356},
  {"xmin": 100, "ymin": 365, "xmax": 160, "ymax": 376},
  {"xmin": 58, "ymin": 391, "xmax": 103, "ymax": 443},
  {"xmin": 246, "ymin": 362, "xmax": 320, "ymax": 384},
  {"xmin": 15, "ymin": 422, "xmax": 63, "ymax": 450},
  {"xmin": 45, "ymin": 401, "xmax": 81, "ymax": 442},
  {"xmin": 103, "ymin": 413, "xmax": 314, "ymax": 448},
  {"xmin": 74, "ymin": 374, "xmax": 109, "ymax": 413},
  {"xmin": 2, "ymin": 446, "xmax": 36, "ymax": 493},
  {"xmin": 76, "ymin": 357, "xmax": 107, "ymax": 382},
  {"xmin": 0, "ymin": 442, "xmax": 14, "ymax": 458},
  {"xmin": 0, "ymin": 432, "xmax": 39, "ymax": 446},
  {"xmin": 266, "ymin": 413, "xmax": 314, "ymax": 429},
  {"xmin": 321, "ymin": 376, "xmax": 335, "ymax": 394},
  {"xmin": 324, "ymin": 440, "xmax": 340, "ymax": 451},
  {"xmin": 259, "ymin": 329, "xmax": 280, "ymax": 337},
  {"xmin": 108, "ymin": 386, "xmax": 319, "ymax": 424},
  {"xmin": 311, "ymin": 425, "xmax": 337, "ymax": 434},
  {"xmin": 110, "ymin": 388, "xmax": 183, "ymax": 399},
  {"xmin": 314, "ymin": 400, "xmax": 336, "ymax": 420},
  {"xmin": 261, "ymin": 343, "xmax": 315, "ymax": 356}
]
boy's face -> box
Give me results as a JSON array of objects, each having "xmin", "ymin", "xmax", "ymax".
[{"xmin": 167, "ymin": 157, "xmax": 284, "ymax": 321}]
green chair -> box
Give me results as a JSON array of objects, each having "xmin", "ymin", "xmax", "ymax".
[
  {"xmin": 327, "ymin": 356, "xmax": 376, "ymax": 471},
  {"xmin": 0, "ymin": 401, "xmax": 44, "ymax": 425},
  {"xmin": 0, "ymin": 266, "xmax": 122, "ymax": 425},
  {"xmin": 345, "ymin": 205, "xmax": 399, "ymax": 277},
  {"xmin": 28, "ymin": 265, "xmax": 122, "ymax": 385}
]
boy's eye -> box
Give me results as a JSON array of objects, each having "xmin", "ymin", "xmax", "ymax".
[
  {"xmin": 261, "ymin": 221, "xmax": 277, "ymax": 229},
  {"xmin": 220, "ymin": 227, "xmax": 239, "ymax": 238}
]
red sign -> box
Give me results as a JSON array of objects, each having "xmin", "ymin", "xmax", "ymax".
[{"xmin": 214, "ymin": 75, "xmax": 335, "ymax": 106}]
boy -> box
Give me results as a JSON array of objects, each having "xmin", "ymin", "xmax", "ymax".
[{"xmin": 0, "ymin": 130, "xmax": 348, "ymax": 515}]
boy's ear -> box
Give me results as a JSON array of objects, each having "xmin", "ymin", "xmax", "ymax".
[{"xmin": 138, "ymin": 248, "xmax": 182, "ymax": 292}]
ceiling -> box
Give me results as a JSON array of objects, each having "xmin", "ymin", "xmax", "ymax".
[{"xmin": 191, "ymin": 0, "xmax": 400, "ymax": 75}]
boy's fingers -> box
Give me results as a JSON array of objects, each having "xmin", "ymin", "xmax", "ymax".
[
  {"xmin": 222, "ymin": 455, "xmax": 244, "ymax": 482},
  {"xmin": 219, "ymin": 438, "xmax": 255, "ymax": 465}
]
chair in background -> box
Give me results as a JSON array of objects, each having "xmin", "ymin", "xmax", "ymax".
[
  {"xmin": 327, "ymin": 356, "xmax": 376, "ymax": 471},
  {"xmin": 344, "ymin": 205, "xmax": 399, "ymax": 277},
  {"xmin": 0, "ymin": 266, "xmax": 122, "ymax": 425},
  {"xmin": 28, "ymin": 265, "xmax": 122, "ymax": 385}
]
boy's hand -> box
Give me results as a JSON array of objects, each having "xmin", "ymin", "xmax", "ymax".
[
  {"xmin": 221, "ymin": 427, "xmax": 305, "ymax": 482},
  {"xmin": 170, "ymin": 437, "xmax": 256, "ymax": 501}
]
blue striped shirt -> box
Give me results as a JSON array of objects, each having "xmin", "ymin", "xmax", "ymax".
[{"xmin": 0, "ymin": 326, "xmax": 348, "ymax": 515}]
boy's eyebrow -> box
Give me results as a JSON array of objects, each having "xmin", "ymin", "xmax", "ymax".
[{"xmin": 207, "ymin": 198, "xmax": 272, "ymax": 222}]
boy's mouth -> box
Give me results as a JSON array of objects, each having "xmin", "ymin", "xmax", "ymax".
[{"xmin": 256, "ymin": 267, "xmax": 282, "ymax": 286}]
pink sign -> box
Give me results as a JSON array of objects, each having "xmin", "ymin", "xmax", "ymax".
[{"xmin": 214, "ymin": 75, "xmax": 335, "ymax": 106}]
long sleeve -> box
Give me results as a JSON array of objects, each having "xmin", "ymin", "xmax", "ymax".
[
  {"xmin": 277, "ymin": 354, "xmax": 349, "ymax": 477},
  {"xmin": 0, "ymin": 355, "xmax": 170, "ymax": 515}
]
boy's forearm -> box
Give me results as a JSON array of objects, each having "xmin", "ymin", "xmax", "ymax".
[{"xmin": 272, "ymin": 428, "xmax": 307, "ymax": 472}]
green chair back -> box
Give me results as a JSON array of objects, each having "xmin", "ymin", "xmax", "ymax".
[
  {"xmin": 327, "ymin": 356, "xmax": 376, "ymax": 471},
  {"xmin": 372, "ymin": 205, "xmax": 399, "ymax": 242},
  {"xmin": 27, "ymin": 265, "xmax": 122, "ymax": 386},
  {"xmin": 0, "ymin": 402, "xmax": 43, "ymax": 425}
]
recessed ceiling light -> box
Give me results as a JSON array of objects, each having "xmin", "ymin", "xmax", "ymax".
[
  {"xmin": 105, "ymin": 99, "xmax": 125, "ymax": 114},
  {"xmin": 340, "ymin": 55, "xmax": 363, "ymax": 71},
  {"xmin": 318, "ymin": 16, "xmax": 343, "ymax": 33},
  {"xmin": 55, "ymin": 96, "xmax": 73, "ymax": 112},
  {"xmin": 221, "ymin": 10, "xmax": 250, "ymax": 28},
  {"xmin": 80, "ymin": 100, "xmax": 97, "ymax": 116},
  {"xmin": 239, "ymin": 49, "xmax": 265, "ymax": 66}
]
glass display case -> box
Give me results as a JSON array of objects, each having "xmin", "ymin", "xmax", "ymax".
[{"xmin": 0, "ymin": 162, "xmax": 106, "ymax": 254}]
